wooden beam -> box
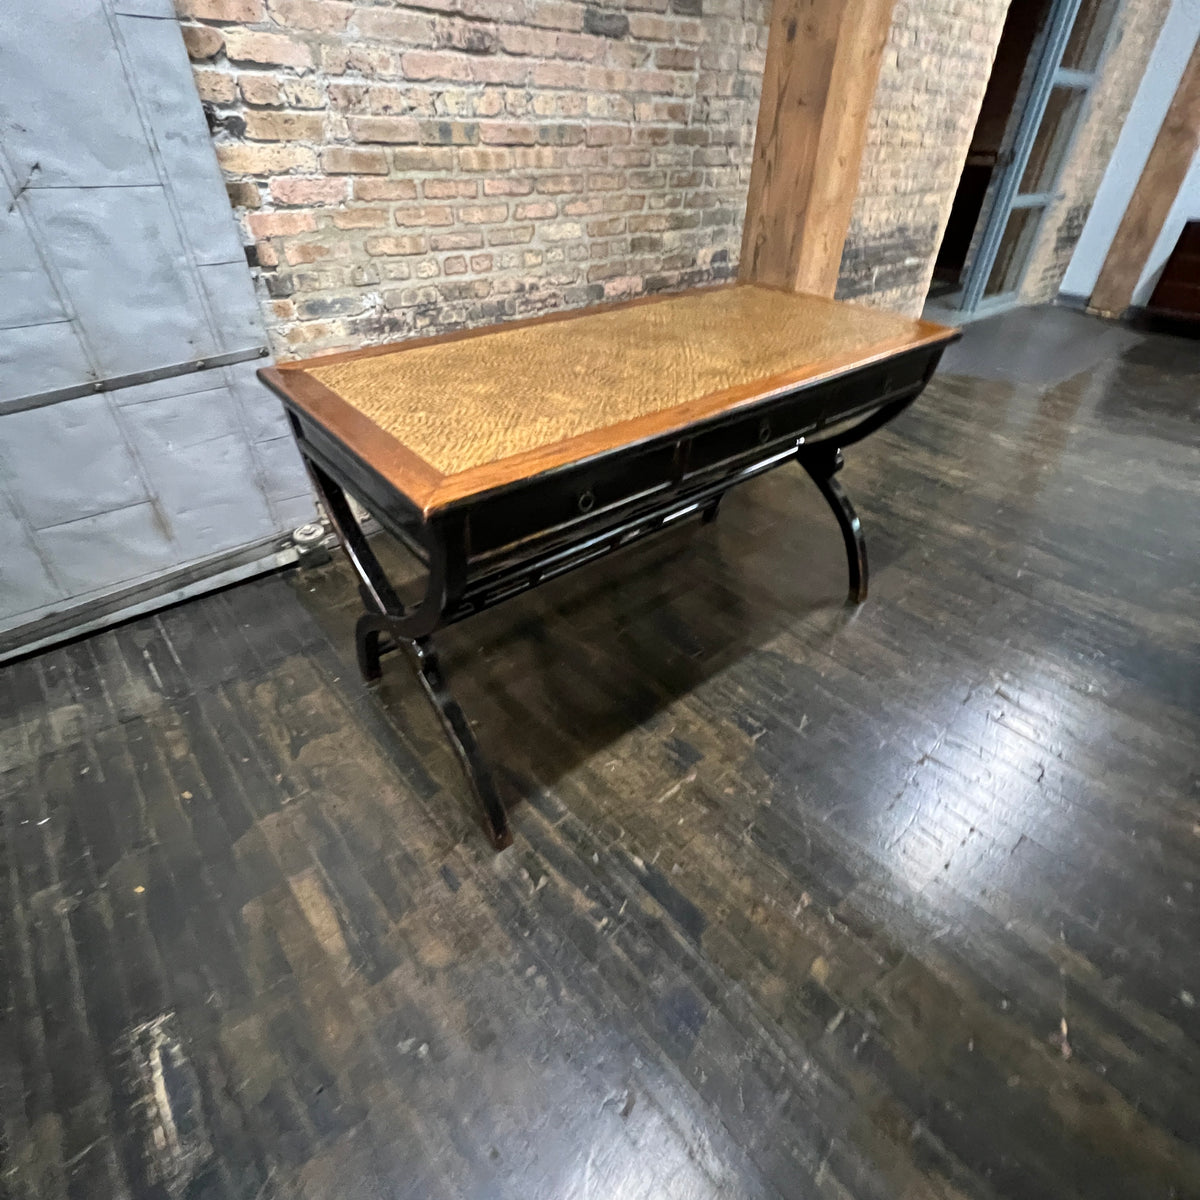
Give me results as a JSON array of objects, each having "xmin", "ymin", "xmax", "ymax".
[
  {"xmin": 1089, "ymin": 41, "xmax": 1200, "ymax": 318},
  {"xmin": 739, "ymin": 0, "xmax": 896, "ymax": 297}
]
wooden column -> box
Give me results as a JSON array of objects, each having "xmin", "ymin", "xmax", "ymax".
[
  {"xmin": 739, "ymin": 0, "xmax": 896, "ymax": 297},
  {"xmin": 1089, "ymin": 42, "xmax": 1200, "ymax": 318}
]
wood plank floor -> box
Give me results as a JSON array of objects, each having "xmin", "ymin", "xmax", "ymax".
[{"xmin": 2, "ymin": 308, "xmax": 1198, "ymax": 1200}]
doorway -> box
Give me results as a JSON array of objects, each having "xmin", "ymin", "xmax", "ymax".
[{"xmin": 929, "ymin": 0, "xmax": 1121, "ymax": 316}]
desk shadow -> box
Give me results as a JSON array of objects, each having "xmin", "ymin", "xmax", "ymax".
[{"xmin": 297, "ymin": 468, "xmax": 862, "ymax": 826}]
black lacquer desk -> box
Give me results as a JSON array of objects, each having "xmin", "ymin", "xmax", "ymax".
[{"xmin": 261, "ymin": 283, "xmax": 958, "ymax": 848}]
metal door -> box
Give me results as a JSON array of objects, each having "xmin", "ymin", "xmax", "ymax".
[
  {"xmin": 961, "ymin": 0, "xmax": 1122, "ymax": 313},
  {"xmin": 0, "ymin": 0, "xmax": 313, "ymax": 652}
]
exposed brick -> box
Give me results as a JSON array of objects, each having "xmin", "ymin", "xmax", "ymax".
[
  {"xmin": 483, "ymin": 177, "xmax": 533, "ymax": 195},
  {"xmin": 458, "ymin": 148, "xmax": 513, "ymax": 171},
  {"xmin": 515, "ymin": 201, "xmax": 556, "ymax": 220},
  {"xmin": 458, "ymin": 203, "xmax": 508, "ymax": 224},
  {"xmin": 178, "ymin": 0, "xmax": 264, "ymax": 20},
  {"xmin": 479, "ymin": 122, "xmax": 538, "ymax": 146},
  {"xmin": 247, "ymin": 209, "xmax": 317, "ymax": 235},
  {"xmin": 444, "ymin": 255, "xmax": 468, "ymax": 275},
  {"xmin": 332, "ymin": 207, "xmax": 389, "ymax": 228},
  {"xmin": 194, "ymin": 69, "xmax": 237, "ymax": 103},
  {"xmin": 353, "ymin": 178, "xmax": 419, "ymax": 200},
  {"xmin": 348, "ymin": 116, "xmax": 421, "ymax": 143},
  {"xmin": 182, "ymin": 23, "xmax": 224, "ymax": 60},
  {"xmin": 224, "ymin": 30, "xmax": 313, "ymax": 69},
  {"xmin": 365, "ymin": 235, "xmax": 427, "ymax": 256},
  {"xmin": 216, "ymin": 142, "xmax": 317, "ymax": 174},
  {"xmin": 583, "ymin": 8, "xmax": 628, "ymax": 38},
  {"xmin": 402, "ymin": 51, "xmax": 473, "ymax": 82},
  {"xmin": 225, "ymin": 179, "xmax": 262, "ymax": 208},
  {"xmin": 393, "ymin": 205, "xmax": 454, "ymax": 227},
  {"xmin": 269, "ymin": 175, "xmax": 347, "ymax": 205},
  {"xmin": 244, "ymin": 110, "xmax": 325, "ymax": 141},
  {"xmin": 267, "ymin": 0, "xmax": 352, "ymax": 32},
  {"xmin": 321, "ymin": 146, "xmax": 388, "ymax": 174},
  {"xmin": 430, "ymin": 229, "xmax": 485, "ymax": 250},
  {"xmin": 423, "ymin": 178, "xmax": 479, "ymax": 198}
]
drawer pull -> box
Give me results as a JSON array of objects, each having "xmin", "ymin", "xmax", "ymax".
[
  {"xmin": 577, "ymin": 489, "xmax": 596, "ymax": 514},
  {"xmin": 757, "ymin": 418, "xmax": 772, "ymax": 445}
]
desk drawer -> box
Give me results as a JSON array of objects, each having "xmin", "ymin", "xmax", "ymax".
[{"xmin": 467, "ymin": 442, "xmax": 679, "ymax": 558}]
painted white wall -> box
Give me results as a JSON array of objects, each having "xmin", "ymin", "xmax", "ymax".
[{"xmin": 1060, "ymin": 0, "xmax": 1200, "ymax": 301}]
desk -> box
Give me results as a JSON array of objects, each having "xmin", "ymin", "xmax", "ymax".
[{"xmin": 261, "ymin": 284, "xmax": 958, "ymax": 848}]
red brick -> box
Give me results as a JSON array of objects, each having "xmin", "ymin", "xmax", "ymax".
[
  {"xmin": 655, "ymin": 47, "xmax": 698, "ymax": 70},
  {"xmin": 244, "ymin": 110, "xmax": 325, "ymax": 141},
  {"xmin": 247, "ymin": 209, "xmax": 317, "ymax": 236},
  {"xmin": 458, "ymin": 203, "xmax": 507, "ymax": 224},
  {"xmin": 321, "ymin": 146, "xmax": 389, "ymax": 174},
  {"xmin": 535, "ymin": 173, "xmax": 584, "ymax": 193},
  {"xmin": 332, "ymin": 207, "xmax": 388, "ymax": 228},
  {"xmin": 483, "ymin": 177, "xmax": 533, "ymax": 195},
  {"xmin": 353, "ymin": 178, "xmax": 419, "ymax": 200},
  {"xmin": 269, "ymin": 175, "xmax": 347, "ymax": 205},
  {"xmin": 365, "ymin": 235, "xmax": 427, "ymax": 256},
  {"xmin": 470, "ymin": 253, "xmax": 494, "ymax": 271},
  {"xmin": 393, "ymin": 205, "xmax": 454, "ymax": 227},
  {"xmin": 423, "ymin": 178, "xmax": 479, "ymax": 198},
  {"xmin": 178, "ymin": 0, "xmax": 263, "ymax": 20},
  {"xmin": 350, "ymin": 7, "xmax": 437, "ymax": 42},
  {"xmin": 348, "ymin": 116, "xmax": 421, "ymax": 143},
  {"xmin": 430, "ymin": 230, "xmax": 485, "ymax": 251},
  {"xmin": 194, "ymin": 69, "xmax": 237, "ymax": 103},
  {"xmin": 458, "ymin": 148, "xmax": 513, "ymax": 171},
  {"xmin": 224, "ymin": 30, "xmax": 313, "ymax": 69},
  {"xmin": 284, "ymin": 240, "xmax": 332, "ymax": 264},
  {"xmin": 443, "ymin": 255, "xmax": 468, "ymax": 275},
  {"xmin": 479, "ymin": 122, "xmax": 538, "ymax": 145},
  {"xmin": 401, "ymin": 50, "xmax": 473, "ymax": 82},
  {"xmin": 217, "ymin": 143, "xmax": 317, "ymax": 174},
  {"xmin": 514, "ymin": 201, "xmax": 556, "ymax": 220},
  {"xmin": 267, "ymin": 0, "xmax": 352, "ymax": 31},
  {"xmin": 182, "ymin": 24, "xmax": 224, "ymax": 60}
]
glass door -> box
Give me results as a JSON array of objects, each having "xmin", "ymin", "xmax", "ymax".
[{"xmin": 960, "ymin": 0, "xmax": 1120, "ymax": 313}]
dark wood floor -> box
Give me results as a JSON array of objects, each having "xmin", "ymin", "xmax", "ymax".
[{"xmin": 3, "ymin": 309, "xmax": 1198, "ymax": 1200}]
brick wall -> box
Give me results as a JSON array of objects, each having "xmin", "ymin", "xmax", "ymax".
[
  {"xmin": 837, "ymin": 0, "xmax": 1011, "ymax": 313},
  {"xmin": 179, "ymin": 0, "xmax": 771, "ymax": 359},
  {"xmin": 181, "ymin": 0, "xmax": 1169, "ymax": 352},
  {"xmin": 1019, "ymin": 0, "xmax": 1172, "ymax": 304}
]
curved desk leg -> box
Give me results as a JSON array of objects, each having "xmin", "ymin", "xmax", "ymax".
[
  {"xmin": 409, "ymin": 637, "xmax": 513, "ymax": 850},
  {"xmin": 799, "ymin": 446, "xmax": 868, "ymax": 604},
  {"xmin": 308, "ymin": 461, "xmax": 512, "ymax": 849}
]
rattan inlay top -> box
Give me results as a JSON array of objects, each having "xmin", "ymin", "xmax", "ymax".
[{"xmin": 305, "ymin": 286, "xmax": 932, "ymax": 477}]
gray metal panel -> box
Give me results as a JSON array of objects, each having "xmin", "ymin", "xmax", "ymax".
[
  {"xmin": 0, "ymin": 182, "xmax": 70, "ymax": 330},
  {"xmin": 37, "ymin": 502, "xmax": 180, "ymax": 594},
  {"xmin": 27, "ymin": 185, "xmax": 220, "ymax": 377},
  {"xmin": 119, "ymin": 384, "xmax": 242, "ymax": 448},
  {"xmin": 0, "ymin": 321, "xmax": 96, "ymax": 403},
  {"xmin": 198, "ymin": 260, "xmax": 267, "ymax": 354},
  {"xmin": 115, "ymin": 12, "xmax": 249, "ymax": 268},
  {"xmin": 0, "ymin": 490, "xmax": 64, "ymax": 619},
  {"xmin": 253, "ymin": 435, "xmax": 312, "ymax": 504},
  {"xmin": 132, "ymin": 432, "xmax": 278, "ymax": 559},
  {"xmin": 227, "ymin": 360, "xmax": 293, "ymax": 443},
  {"xmin": 0, "ymin": 0, "xmax": 158, "ymax": 187},
  {"xmin": 111, "ymin": 0, "xmax": 176, "ymax": 17},
  {"xmin": 0, "ymin": 394, "xmax": 150, "ymax": 528}
]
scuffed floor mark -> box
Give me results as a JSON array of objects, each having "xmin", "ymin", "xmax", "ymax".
[{"xmin": 119, "ymin": 1013, "xmax": 213, "ymax": 1198}]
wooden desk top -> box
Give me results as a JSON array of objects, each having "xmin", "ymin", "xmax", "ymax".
[{"xmin": 263, "ymin": 283, "xmax": 956, "ymax": 516}]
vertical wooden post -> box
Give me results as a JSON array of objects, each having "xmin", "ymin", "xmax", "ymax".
[
  {"xmin": 1089, "ymin": 42, "xmax": 1200, "ymax": 318},
  {"xmin": 739, "ymin": 0, "xmax": 896, "ymax": 297}
]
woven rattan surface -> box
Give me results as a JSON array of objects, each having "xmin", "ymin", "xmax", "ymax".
[{"xmin": 301, "ymin": 286, "xmax": 940, "ymax": 477}]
